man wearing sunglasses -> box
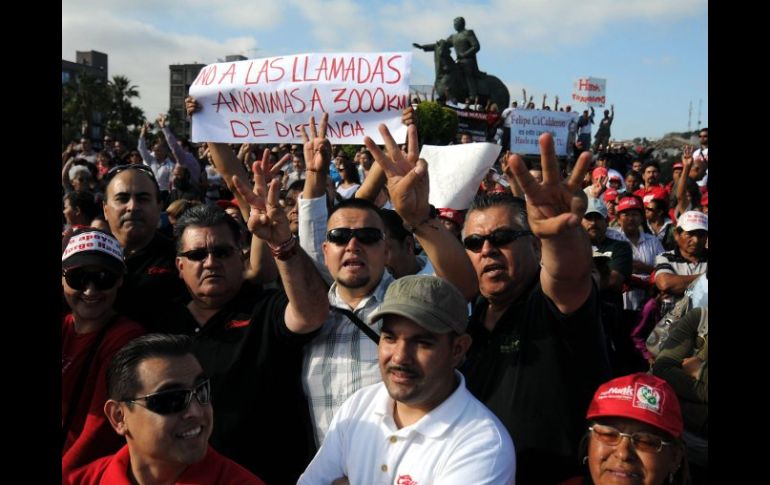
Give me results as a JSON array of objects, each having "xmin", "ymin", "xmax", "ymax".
[
  {"xmin": 298, "ymin": 120, "xmax": 478, "ymax": 448},
  {"xmin": 459, "ymin": 134, "xmax": 612, "ymax": 484},
  {"xmin": 62, "ymin": 229, "xmax": 146, "ymax": 476},
  {"xmin": 103, "ymin": 163, "xmax": 188, "ymax": 325},
  {"xmin": 66, "ymin": 334, "xmax": 264, "ymax": 484}
]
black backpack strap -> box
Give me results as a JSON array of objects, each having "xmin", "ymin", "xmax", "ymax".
[{"xmin": 330, "ymin": 306, "xmax": 380, "ymax": 343}]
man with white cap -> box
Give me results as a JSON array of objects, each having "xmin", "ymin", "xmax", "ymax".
[
  {"xmin": 62, "ymin": 229, "xmax": 146, "ymax": 475},
  {"xmin": 654, "ymin": 210, "xmax": 708, "ymax": 315},
  {"xmin": 299, "ymin": 275, "xmax": 515, "ymax": 485}
]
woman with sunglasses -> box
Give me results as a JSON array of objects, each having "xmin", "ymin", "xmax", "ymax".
[
  {"xmin": 565, "ymin": 373, "xmax": 688, "ymax": 485},
  {"xmin": 62, "ymin": 229, "xmax": 145, "ymax": 475}
]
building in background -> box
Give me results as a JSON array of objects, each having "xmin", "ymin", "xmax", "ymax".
[{"xmin": 62, "ymin": 50, "xmax": 109, "ymax": 143}]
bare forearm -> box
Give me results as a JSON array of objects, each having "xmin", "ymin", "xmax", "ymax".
[
  {"xmin": 208, "ymin": 142, "xmax": 250, "ymax": 220},
  {"xmin": 414, "ymin": 219, "xmax": 478, "ymax": 299},
  {"xmin": 656, "ymin": 273, "xmax": 700, "ymax": 295},
  {"xmin": 244, "ymin": 238, "xmax": 279, "ymax": 284},
  {"xmin": 355, "ymin": 162, "xmax": 387, "ymax": 202},
  {"xmin": 280, "ymin": 248, "xmax": 330, "ymax": 333},
  {"xmin": 303, "ymin": 170, "xmax": 327, "ymax": 200},
  {"xmin": 541, "ymin": 227, "xmax": 593, "ymax": 313}
]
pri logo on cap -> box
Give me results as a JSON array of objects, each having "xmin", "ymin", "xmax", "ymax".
[{"xmin": 634, "ymin": 384, "xmax": 662, "ymax": 415}]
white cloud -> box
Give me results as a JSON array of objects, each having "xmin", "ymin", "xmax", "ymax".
[{"xmin": 63, "ymin": 10, "xmax": 256, "ymax": 119}]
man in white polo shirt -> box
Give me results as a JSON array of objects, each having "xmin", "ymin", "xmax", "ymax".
[{"xmin": 299, "ymin": 275, "xmax": 515, "ymax": 485}]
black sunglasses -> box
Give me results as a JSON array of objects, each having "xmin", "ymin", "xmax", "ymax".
[
  {"xmin": 326, "ymin": 227, "xmax": 384, "ymax": 246},
  {"xmin": 463, "ymin": 228, "xmax": 533, "ymax": 252},
  {"xmin": 123, "ymin": 379, "xmax": 211, "ymax": 415},
  {"xmin": 104, "ymin": 164, "xmax": 157, "ymax": 185},
  {"xmin": 62, "ymin": 268, "xmax": 121, "ymax": 291},
  {"xmin": 178, "ymin": 245, "xmax": 238, "ymax": 261}
]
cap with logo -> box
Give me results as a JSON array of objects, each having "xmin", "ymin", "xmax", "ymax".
[{"xmin": 62, "ymin": 229, "xmax": 126, "ymax": 275}]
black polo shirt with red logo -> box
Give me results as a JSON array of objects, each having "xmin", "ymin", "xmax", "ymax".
[
  {"xmin": 114, "ymin": 231, "xmax": 188, "ymax": 326},
  {"xmin": 152, "ymin": 283, "xmax": 318, "ymax": 485}
]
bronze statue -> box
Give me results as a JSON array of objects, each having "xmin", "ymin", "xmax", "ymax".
[{"xmin": 413, "ymin": 17, "xmax": 509, "ymax": 109}]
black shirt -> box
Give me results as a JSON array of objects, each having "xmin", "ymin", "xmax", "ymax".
[
  {"xmin": 152, "ymin": 284, "xmax": 318, "ymax": 485},
  {"xmin": 461, "ymin": 279, "xmax": 611, "ymax": 484},
  {"xmin": 114, "ymin": 231, "xmax": 188, "ymax": 326}
]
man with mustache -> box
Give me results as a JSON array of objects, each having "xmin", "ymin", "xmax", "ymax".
[
  {"xmin": 299, "ymin": 276, "xmax": 515, "ymax": 485},
  {"xmin": 460, "ymin": 134, "xmax": 612, "ymax": 483}
]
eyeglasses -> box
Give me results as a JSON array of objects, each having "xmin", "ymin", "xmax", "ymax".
[
  {"xmin": 589, "ymin": 424, "xmax": 672, "ymax": 453},
  {"xmin": 462, "ymin": 228, "xmax": 533, "ymax": 252},
  {"xmin": 123, "ymin": 379, "xmax": 211, "ymax": 415},
  {"xmin": 104, "ymin": 164, "xmax": 157, "ymax": 186},
  {"xmin": 326, "ymin": 227, "xmax": 384, "ymax": 246},
  {"xmin": 178, "ymin": 245, "xmax": 238, "ymax": 261},
  {"xmin": 62, "ymin": 268, "xmax": 121, "ymax": 291}
]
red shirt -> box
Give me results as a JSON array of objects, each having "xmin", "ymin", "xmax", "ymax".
[
  {"xmin": 62, "ymin": 314, "xmax": 145, "ymax": 475},
  {"xmin": 65, "ymin": 445, "xmax": 265, "ymax": 485}
]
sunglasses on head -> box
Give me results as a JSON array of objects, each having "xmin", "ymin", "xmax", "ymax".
[
  {"xmin": 178, "ymin": 245, "xmax": 238, "ymax": 261},
  {"xmin": 123, "ymin": 379, "xmax": 211, "ymax": 415},
  {"xmin": 462, "ymin": 228, "xmax": 533, "ymax": 252},
  {"xmin": 62, "ymin": 268, "xmax": 121, "ymax": 291},
  {"xmin": 104, "ymin": 164, "xmax": 157, "ymax": 185},
  {"xmin": 326, "ymin": 227, "xmax": 384, "ymax": 246}
]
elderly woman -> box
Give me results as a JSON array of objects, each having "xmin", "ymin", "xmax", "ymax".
[
  {"xmin": 61, "ymin": 229, "xmax": 145, "ymax": 475},
  {"xmin": 570, "ymin": 373, "xmax": 688, "ymax": 485}
]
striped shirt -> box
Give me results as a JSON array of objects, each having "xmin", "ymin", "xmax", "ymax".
[{"xmin": 302, "ymin": 272, "xmax": 394, "ymax": 447}]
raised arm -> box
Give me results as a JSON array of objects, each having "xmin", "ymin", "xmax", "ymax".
[
  {"xmin": 508, "ymin": 134, "xmax": 594, "ymax": 313},
  {"xmin": 233, "ymin": 157, "xmax": 329, "ymax": 334},
  {"xmin": 157, "ymin": 114, "xmax": 200, "ymax": 184},
  {"xmin": 364, "ymin": 124, "xmax": 478, "ymax": 300},
  {"xmin": 554, "ymin": 95, "xmax": 560, "ymax": 111},
  {"xmin": 676, "ymin": 146, "xmax": 693, "ymax": 216},
  {"xmin": 185, "ymin": 96, "xmax": 277, "ymax": 283}
]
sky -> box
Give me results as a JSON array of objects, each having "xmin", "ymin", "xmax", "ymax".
[{"xmin": 62, "ymin": 0, "xmax": 707, "ymax": 142}]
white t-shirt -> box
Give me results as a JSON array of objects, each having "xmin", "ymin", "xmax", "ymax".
[{"xmin": 299, "ymin": 373, "xmax": 515, "ymax": 485}]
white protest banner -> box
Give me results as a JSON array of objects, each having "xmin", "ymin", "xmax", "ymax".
[
  {"xmin": 572, "ymin": 77, "xmax": 607, "ymax": 107},
  {"xmin": 189, "ymin": 52, "xmax": 411, "ymax": 144},
  {"xmin": 510, "ymin": 110, "xmax": 578, "ymax": 156},
  {"xmin": 419, "ymin": 143, "xmax": 502, "ymax": 210}
]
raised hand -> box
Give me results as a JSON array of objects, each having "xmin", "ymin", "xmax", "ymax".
[
  {"xmin": 232, "ymin": 148, "xmax": 292, "ymax": 245},
  {"xmin": 508, "ymin": 133, "xmax": 592, "ymax": 239},
  {"xmin": 185, "ymin": 96, "xmax": 201, "ymax": 118},
  {"xmin": 156, "ymin": 114, "xmax": 167, "ymax": 128},
  {"xmin": 300, "ymin": 113, "xmax": 332, "ymax": 173},
  {"xmin": 364, "ymin": 124, "xmax": 426, "ymax": 226}
]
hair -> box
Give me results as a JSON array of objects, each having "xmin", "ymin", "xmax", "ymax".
[
  {"xmin": 699, "ymin": 127, "xmax": 708, "ymax": 135},
  {"xmin": 166, "ymin": 199, "xmax": 202, "ymax": 221},
  {"xmin": 106, "ymin": 334, "xmax": 194, "ymax": 401},
  {"xmin": 63, "ymin": 190, "xmax": 99, "ymax": 221},
  {"xmin": 380, "ymin": 209, "xmax": 411, "ymax": 242},
  {"xmin": 642, "ymin": 160, "xmax": 661, "ymax": 173},
  {"xmin": 466, "ymin": 192, "xmax": 530, "ymax": 232},
  {"xmin": 578, "ymin": 426, "xmax": 690, "ymax": 485},
  {"xmin": 173, "ymin": 204, "xmax": 242, "ymax": 253},
  {"xmin": 338, "ymin": 157, "xmax": 361, "ymax": 184},
  {"xmin": 286, "ymin": 179, "xmax": 305, "ymax": 194},
  {"xmin": 327, "ymin": 197, "xmax": 385, "ymax": 228},
  {"xmin": 69, "ymin": 164, "xmax": 92, "ymax": 182}
]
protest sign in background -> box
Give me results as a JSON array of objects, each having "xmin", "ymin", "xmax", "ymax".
[
  {"xmin": 190, "ymin": 52, "xmax": 411, "ymax": 144},
  {"xmin": 509, "ymin": 110, "xmax": 578, "ymax": 156},
  {"xmin": 572, "ymin": 77, "xmax": 607, "ymax": 108}
]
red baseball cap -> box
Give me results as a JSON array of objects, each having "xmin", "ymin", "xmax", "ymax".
[
  {"xmin": 616, "ymin": 196, "xmax": 643, "ymax": 213},
  {"xmin": 603, "ymin": 188, "xmax": 619, "ymax": 203},
  {"xmin": 437, "ymin": 208, "xmax": 465, "ymax": 227},
  {"xmin": 642, "ymin": 187, "xmax": 667, "ymax": 208},
  {"xmin": 587, "ymin": 373, "xmax": 683, "ymax": 438},
  {"xmin": 215, "ymin": 198, "xmax": 239, "ymax": 211},
  {"xmin": 592, "ymin": 167, "xmax": 608, "ymax": 180},
  {"xmin": 672, "ymin": 162, "xmax": 684, "ymax": 170}
]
